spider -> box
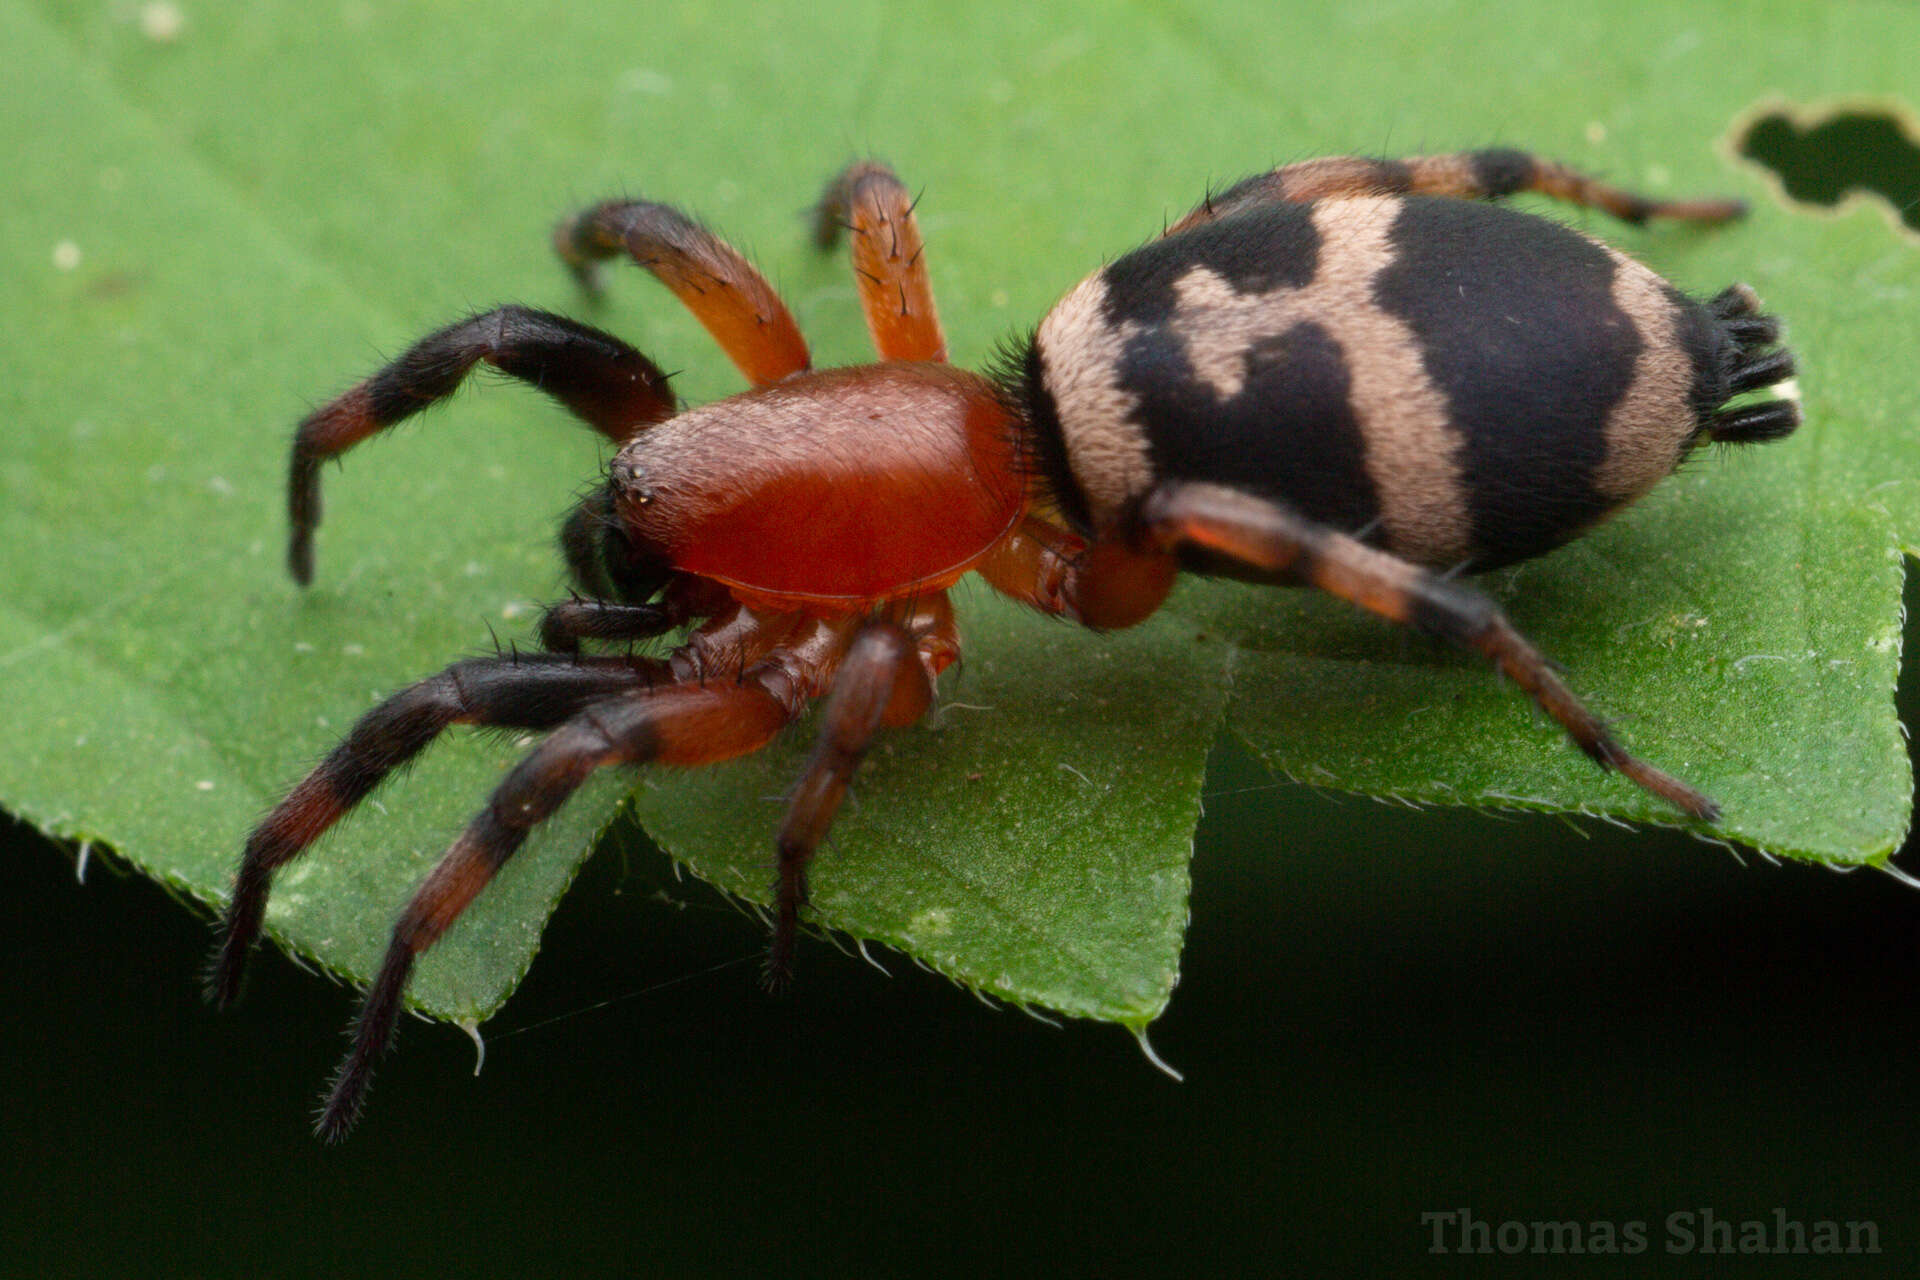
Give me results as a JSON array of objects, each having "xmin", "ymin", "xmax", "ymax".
[{"xmin": 211, "ymin": 149, "xmax": 1798, "ymax": 1139}]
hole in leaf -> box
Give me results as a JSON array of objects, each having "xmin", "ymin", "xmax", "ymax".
[{"xmin": 1735, "ymin": 102, "xmax": 1920, "ymax": 235}]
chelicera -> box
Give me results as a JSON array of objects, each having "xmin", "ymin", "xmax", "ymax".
[{"xmin": 211, "ymin": 149, "xmax": 1799, "ymax": 1139}]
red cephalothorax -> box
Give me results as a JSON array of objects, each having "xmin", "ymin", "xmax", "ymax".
[
  {"xmin": 611, "ymin": 362, "xmax": 1026, "ymax": 609},
  {"xmin": 214, "ymin": 151, "xmax": 1796, "ymax": 1141}
]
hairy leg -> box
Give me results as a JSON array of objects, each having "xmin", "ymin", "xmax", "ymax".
[
  {"xmin": 1169, "ymin": 148, "xmax": 1747, "ymax": 235},
  {"xmin": 765, "ymin": 621, "xmax": 933, "ymax": 986},
  {"xmin": 814, "ymin": 160, "xmax": 948, "ymax": 362},
  {"xmin": 1126, "ymin": 480, "xmax": 1719, "ymax": 820},
  {"xmin": 209, "ymin": 652, "xmax": 674, "ymax": 1008},
  {"xmin": 555, "ymin": 199, "xmax": 810, "ymax": 386},
  {"xmin": 288, "ymin": 305, "xmax": 674, "ymax": 583}
]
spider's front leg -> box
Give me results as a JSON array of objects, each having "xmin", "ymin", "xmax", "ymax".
[
  {"xmin": 288, "ymin": 306, "xmax": 676, "ymax": 583},
  {"xmin": 209, "ymin": 651, "xmax": 676, "ymax": 1009},
  {"xmin": 554, "ymin": 199, "xmax": 811, "ymax": 387},
  {"xmin": 313, "ymin": 605, "xmax": 950, "ymax": 1139},
  {"xmin": 1121, "ymin": 481, "xmax": 1718, "ymax": 820},
  {"xmin": 216, "ymin": 578, "xmax": 772, "ymax": 1008},
  {"xmin": 313, "ymin": 627, "xmax": 845, "ymax": 1140}
]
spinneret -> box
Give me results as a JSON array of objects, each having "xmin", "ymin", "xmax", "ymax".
[{"xmin": 214, "ymin": 148, "xmax": 1797, "ymax": 1139}]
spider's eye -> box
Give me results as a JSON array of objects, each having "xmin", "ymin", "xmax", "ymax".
[{"xmin": 609, "ymin": 455, "xmax": 656, "ymax": 505}]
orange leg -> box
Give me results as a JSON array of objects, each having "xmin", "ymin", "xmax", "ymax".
[
  {"xmin": 1168, "ymin": 148, "xmax": 1748, "ymax": 235},
  {"xmin": 766, "ymin": 621, "xmax": 933, "ymax": 986},
  {"xmin": 814, "ymin": 160, "xmax": 948, "ymax": 363},
  {"xmin": 555, "ymin": 199, "xmax": 811, "ymax": 387},
  {"xmin": 976, "ymin": 515, "xmax": 1177, "ymax": 631},
  {"xmin": 1130, "ymin": 481, "xmax": 1719, "ymax": 822}
]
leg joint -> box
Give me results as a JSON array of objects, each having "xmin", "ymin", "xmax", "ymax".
[{"xmin": 1406, "ymin": 579, "xmax": 1501, "ymax": 649}]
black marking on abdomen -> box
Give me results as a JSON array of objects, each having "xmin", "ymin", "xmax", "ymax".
[
  {"xmin": 1374, "ymin": 198, "xmax": 1637, "ymax": 567},
  {"xmin": 1118, "ymin": 317, "xmax": 1381, "ymax": 540},
  {"xmin": 1099, "ymin": 203, "xmax": 1321, "ymax": 326}
]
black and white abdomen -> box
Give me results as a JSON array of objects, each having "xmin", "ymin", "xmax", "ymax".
[{"xmin": 1019, "ymin": 194, "xmax": 1797, "ymax": 570}]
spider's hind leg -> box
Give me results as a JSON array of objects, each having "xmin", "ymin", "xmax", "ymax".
[
  {"xmin": 1171, "ymin": 148, "xmax": 1747, "ymax": 235},
  {"xmin": 1123, "ymin": 480, "xmax": 1720, "ymax": 822}
]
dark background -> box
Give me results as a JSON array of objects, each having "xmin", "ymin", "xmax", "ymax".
[
  {"xmin": 6, "ymin": 604, "xmax": 1917, "ymax": 1278},
  {"xmin": 6, "ymin": 4, "xmax": 1909, "ymax": 1275}
]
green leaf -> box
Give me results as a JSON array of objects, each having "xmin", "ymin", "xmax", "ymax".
[{"xmin": 2, "ymin": 0, "xmax": 1913, "ymax": 1031}]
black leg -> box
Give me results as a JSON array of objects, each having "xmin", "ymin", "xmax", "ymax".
[
  {"xmin": 209, "ymin": 653, "xmax": 669, "ymax": 1009},
  {"xmin": 538, "ymin": 598, "xmax": 678, "ymax": 653},
  {"xmin": 315, "ymin": 672, "xmax": 804, "ymax": 1140},
  {"xmin": 288, "ymin": 306, "xmax": 675, "ymax": 583}
]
